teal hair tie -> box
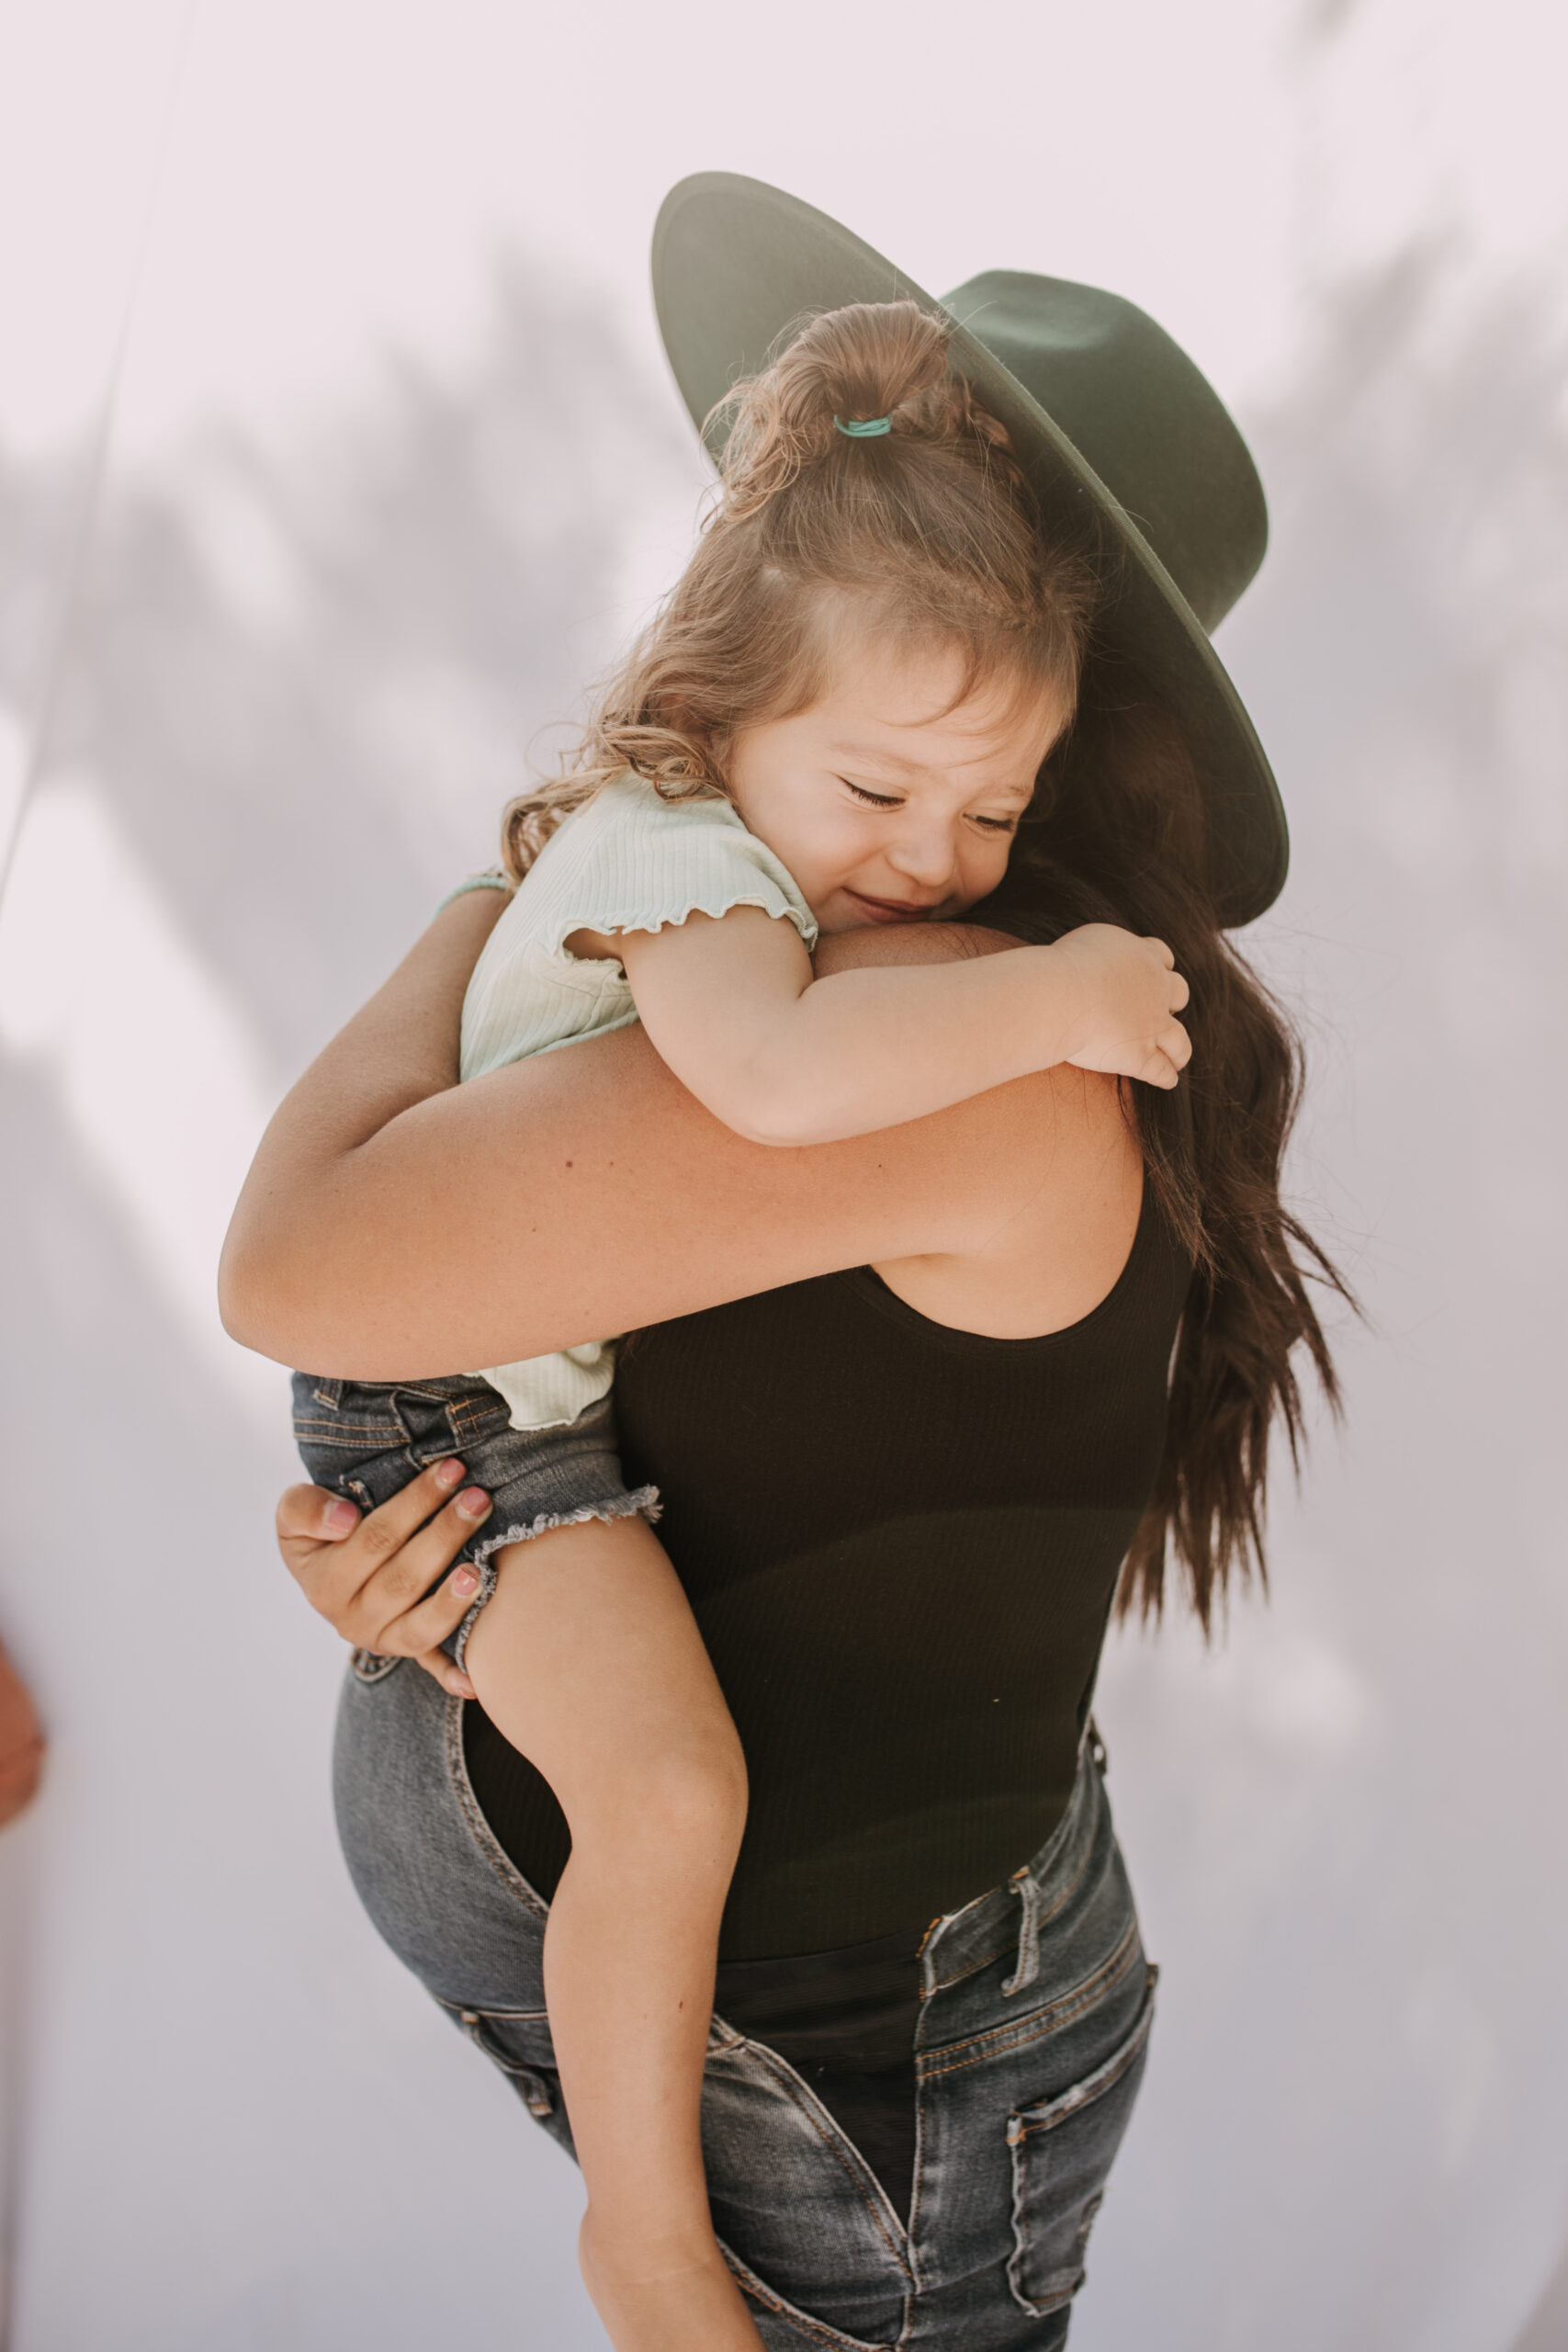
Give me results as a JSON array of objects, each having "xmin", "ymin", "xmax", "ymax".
[{"xmin": 833, "ymin": 413, "xmax": 892, "ymax": 438}]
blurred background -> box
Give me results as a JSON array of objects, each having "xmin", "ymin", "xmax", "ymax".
[{"xmin": 1, "ymin": 1, "xmax": 1565, "ymax": 2345}]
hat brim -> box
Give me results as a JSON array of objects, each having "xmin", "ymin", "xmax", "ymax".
[{"xmin": 652, "ymin": 173, "xmax": 1287, "ymax": 928}]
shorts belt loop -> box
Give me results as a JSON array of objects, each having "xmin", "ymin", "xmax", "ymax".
[{"xmin": 1002, "ymin": 1866, "xmax": 1043, "ymax": 1998}]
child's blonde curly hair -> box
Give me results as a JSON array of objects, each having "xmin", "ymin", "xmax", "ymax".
[{"xmin": 500, "ymin": 300, "xmax": 1097, "ymax": 880}]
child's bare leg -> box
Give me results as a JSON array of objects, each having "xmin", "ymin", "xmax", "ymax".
[{"xmin": 462, "ymin": 1515, "xmax": 763, "ymax": 2352}]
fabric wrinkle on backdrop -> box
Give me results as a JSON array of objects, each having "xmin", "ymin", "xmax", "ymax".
[{"xmin": 1, "ymin": 3, "xmax": 1566, "ymax": 2347}]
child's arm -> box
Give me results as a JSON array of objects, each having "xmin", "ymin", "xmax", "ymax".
[
  {"xmin": 461, "ymin": 1517, "xmax": 763, "ymax": 2352},
  {"xmin": 573, "ymin": 910, "xmax": 1190, "ymax": 1148}
]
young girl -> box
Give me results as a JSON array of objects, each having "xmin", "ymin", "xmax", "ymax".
[{"xmin": 291, "ymin": 300, "xmax": 1189, "ymax": 2352}]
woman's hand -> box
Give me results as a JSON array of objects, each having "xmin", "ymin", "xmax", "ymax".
[{"xmin": 276, "ymin": 1461, "xmax": 493, "ymax": 1699}]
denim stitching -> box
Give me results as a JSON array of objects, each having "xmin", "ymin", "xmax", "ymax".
[
  {"xmin": 926, "ymin": 1834, "xmax": 1097, "ymax": 1994},
  {"xmin": 1007, "ymin": 1970, "xmax": 1156, "ymax": 2143},
  {"xmin": 447, "ymin": 1393, "xmax": 512, "ymax": 1444},
  {"xmin": 917, "ymin": 1921, "xmax": 1142, "ymax": 2083},
  {"xmin": 719, "ymin": 2241, "xmax": 894, "ymax": 2352},
  {"xmin": 903, "ymin": 1984, "xmax": 936, "ymax": 2293},
  {"xmin": 1003, "ymin": 1976, "xmax": 1156, "ymax": 2319},
  {"xmin": 446, "ymin": 2006, "xmax": 558, "ymax": 2117},
  {"xmin": 925, "ymin": 1788, "xmax": 1099, "ymax": 1995},
  {"xmin": 441, "ymin": 1690, "xmax": 550, "ymax": 1921},
  {"xmin": 291, "ymin": 1419, "xmax": 412, "ymax": 1447},
  {"xmin": 1001, "ymin": 1868, "xmax": 1044, "ymax": 1998},
  {"xmin": 733, "ymin": 2039, "xmax": 917, "ymax": 2285}
]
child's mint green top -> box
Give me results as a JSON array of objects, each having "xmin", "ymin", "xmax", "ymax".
[{"xmin": 460, "ymin": 773, "xmax": 818, "ymax": 1431}]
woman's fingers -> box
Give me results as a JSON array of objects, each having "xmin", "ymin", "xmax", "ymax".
[
  {"xmin": 276, "ymin": 1480, "xmax": 361, "ymax": 1564},
  {"xmin": 413, "ymin": 1645, "xmax": 478, "ymax": 1702},
  {"xmin": 277, "ymin": 1461, "xmax": 492, "ymax": 1652}
]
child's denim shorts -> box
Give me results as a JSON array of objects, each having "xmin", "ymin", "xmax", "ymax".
[{"xmin": 289, "ymin": 1372, "xmax": 659, "ymax": 1666}]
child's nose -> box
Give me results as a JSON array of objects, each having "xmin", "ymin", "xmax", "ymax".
[{"xmin": 886, "ymin": 821, "xmax": 958, "ymax": 890}]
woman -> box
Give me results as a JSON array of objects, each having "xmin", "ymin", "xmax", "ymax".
[{"xmin": 225, "ymin": 178, "xmax": 1342, "ymax": 2347}]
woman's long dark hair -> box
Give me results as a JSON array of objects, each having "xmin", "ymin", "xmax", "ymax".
[
  {"xmin": 992, "ymin": 649, "xmax": 1353, "ymax": 1631},
  {"xmin": 511, "ymin": 297, "xmax": 1348, "ymax": 1631}
]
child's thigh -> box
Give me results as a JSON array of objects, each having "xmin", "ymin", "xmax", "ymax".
[
  {"xmin": 465, "ymin": 1514, "xmax": 743, "ymax": 1804},
  {"xmin": 290, "ymin": 1375, "xmax": 654, "ymax": 1584}
]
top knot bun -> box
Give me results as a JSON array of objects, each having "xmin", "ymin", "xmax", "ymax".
[{"xmin": 714, "ymin": 301, "xmax": 1021, "ymax": 517}]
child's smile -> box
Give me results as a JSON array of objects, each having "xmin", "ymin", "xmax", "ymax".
[{"xmin": 725, "ymin": 628, "xmax": 1070, "ymax": 936}]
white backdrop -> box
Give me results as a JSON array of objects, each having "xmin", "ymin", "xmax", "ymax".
[{"xmin": 2, "ymin": 3, "xmax": 1565, "ymax": 2346}]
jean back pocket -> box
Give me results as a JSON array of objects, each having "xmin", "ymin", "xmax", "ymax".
[{"xmin": 1005, "ymin": 1963, "xmax": 1157, "ymax": 2317}]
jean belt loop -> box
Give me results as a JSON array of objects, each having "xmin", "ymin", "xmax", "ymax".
[{"xmin": 1002, "ymin": 1866, "xmax": 1043, "ymax": 1998}]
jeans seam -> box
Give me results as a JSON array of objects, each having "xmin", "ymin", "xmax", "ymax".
[
  {"xmin": 441, "ymin": 1690, "xmax": 550, "ymax": 1921},
  {"xmin": 916, "ymin": 1920, "xmax": 1142, "ymax": 2083},
  {"xmin": 720, "ymin": 2240, "xmax": 896, "ymax": 2352},
  {"xmin": 925, "ymin": 1799, "xmax": 1098, "ymax": 1996},
  {"xmin": 738, "ymin": 2039, "xmax": 918, "ymax": 2288},
  {"xmin": 1009, "ymin": 1968, "xmax": 1157, "ymax": 2143}
]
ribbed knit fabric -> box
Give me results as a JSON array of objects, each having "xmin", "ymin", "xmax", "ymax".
[
  {"xmin": 464, "ymin": 1177, "xmax": 1191, "ymax": 1961},
  {"xmin": 460, "ymin": 774, "xmax": 816, "ymax": 1079},
  {"xmin": 457, "ymin": 774, "xmax": 818, "ymax": 1430}
]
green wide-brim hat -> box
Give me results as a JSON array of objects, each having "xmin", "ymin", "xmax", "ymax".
[{"xmin": 652, "ymin": 173, "xmax": 1287, "ymax": 927}]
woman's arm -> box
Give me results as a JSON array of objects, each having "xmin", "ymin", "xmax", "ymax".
[{"xmin": 220, "ymin": 897, "xmax": 1114, "ymax": 1378}]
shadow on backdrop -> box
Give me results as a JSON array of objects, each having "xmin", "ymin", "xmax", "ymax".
[{"xmin": 0, "ymin": 232, "xmax": 1564, "ymax": 2351}]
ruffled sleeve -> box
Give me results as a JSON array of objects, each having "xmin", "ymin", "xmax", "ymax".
[{"xmin": 531, "ymin": 774, "xmax": 818, "ymax": 956}]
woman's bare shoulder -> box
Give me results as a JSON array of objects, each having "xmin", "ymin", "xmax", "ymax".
[
  {"xmin": 817, "ymin": 915, "xmax": 1145, "ymax": 1340},
  {"xmin": 872, "ymin": 1057, "xmax": 1142, "ymax": 1339}
]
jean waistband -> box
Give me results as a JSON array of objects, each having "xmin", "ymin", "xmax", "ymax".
[
  {"xmin": 715, "ymin": 1923, "xmax": 922, "ymax": 2074},
  {"xmin": 711, "ymin": 1734, "xmax": 1105, "ymax": 2069}
]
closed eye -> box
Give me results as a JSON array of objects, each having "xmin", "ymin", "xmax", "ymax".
[
  {"xmin": 971, "ymin": 812, "xmax": 1021, "ymax": 834},
  {"xmin": 840, "ymin": 779, "xmax": 904, "ymax": 809}
]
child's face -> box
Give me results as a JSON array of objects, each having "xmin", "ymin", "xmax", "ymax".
[{"xmin": 726, "ymin": 629, "xmax": 1068, "ymax": 936}]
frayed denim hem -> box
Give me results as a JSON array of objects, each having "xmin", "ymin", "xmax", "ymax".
[{"xmin": 449, "ymin": 1485, "xmax": 662, "ymax": 1668}]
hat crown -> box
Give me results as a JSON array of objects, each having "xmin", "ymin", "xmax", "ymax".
[
  {"xmin": 651, "ymin": 173, "xmax": 1289, "ymax": 922},
  {"xmin": 940, "ymin": 270, "xmax": 1267, "ymax": 634}
]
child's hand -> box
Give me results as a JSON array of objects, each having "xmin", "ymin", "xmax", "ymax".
[{"xmin": 1051, "ymin": 924, "xmax": 1192, "ymax": 1089}]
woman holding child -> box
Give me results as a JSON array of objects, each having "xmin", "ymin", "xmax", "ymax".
[{"xmin": 223, "ymin": 176, "xmax": 1342, "ymax": 2349}]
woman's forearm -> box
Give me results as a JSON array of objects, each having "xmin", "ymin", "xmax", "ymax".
[
  {"xmin": 220, "ymin": 889, "xmax": 509, "ymax": 1359},
  {"xmin": 220, "ymin": 914, "xmax": 1068, "ymax": 1379}
]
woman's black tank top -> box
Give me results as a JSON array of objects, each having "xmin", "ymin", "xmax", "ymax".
[{"xmin": 465, "ymin": 1178, "xmax": 1190, "ymax": 1962}]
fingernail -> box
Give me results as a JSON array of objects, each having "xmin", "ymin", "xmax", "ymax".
[
  {"xmin": 326, "ymin": 1498, "xmax": 358, "ymax": 1532},
  {"xmin": 457, "ymin": 1487, "xmax": 491, "ymax": 1520},
  {"xmin": 451, "ymin": 1566, "xmax": 479, "ymax": 1595},
  {"xmin": 434, "ymin": 1458, "xmax": 466, "ymax": 1489}
]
